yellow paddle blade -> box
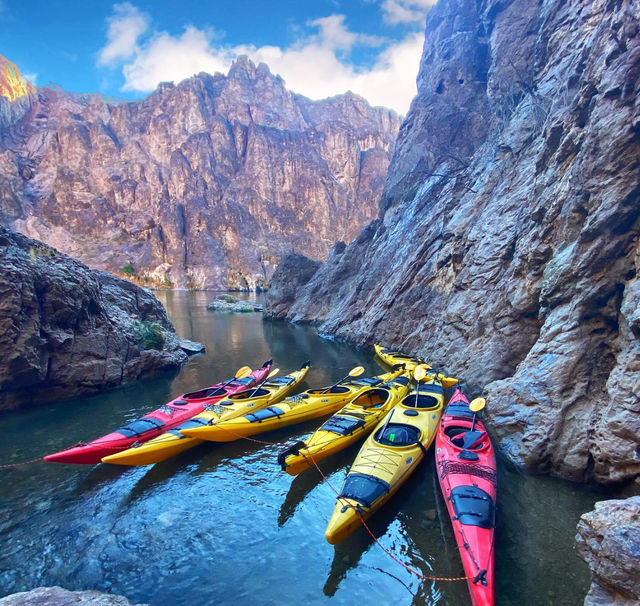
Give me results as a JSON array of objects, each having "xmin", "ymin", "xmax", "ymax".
[
  {"xmin": 469, "ymin": 397, "xmax": 486, "ymax": 413},
  {"xmin": 441, "ymin": 377, "xmax": 459, "ymax": 388},
  {"xmin": 413, "ymin": 364, "xmax": 429, "ymax": 382},
  {"xmin": 235, "ymin": 366, "xmax": 252, "ymax": 379},
  {"xmin": 267, "ymin": 368, "xmax": 280, "ymax": 379},
  {"xmin": 349, "ymin": 366, "xmax": 365, "ymax": 377}
]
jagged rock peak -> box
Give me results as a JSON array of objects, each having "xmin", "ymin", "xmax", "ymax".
[{"xmin": 0, "ymin": 52, "xmax": 401, "ymax": 291}]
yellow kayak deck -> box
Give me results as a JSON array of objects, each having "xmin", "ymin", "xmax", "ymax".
[
  {"xmin": 280, "ymin": 373, "xmax": 412, "ymax": 475},
  {"xmin": 101, "ymin": 363, "xmax": 310, "ymax": 465},
  {"xmin": 325, "ymin": 380, "xmax": 446, "ymax": 544},
  {"xmin": 180, "ymin": 369, "xmax": 405, "ymax": 443}
]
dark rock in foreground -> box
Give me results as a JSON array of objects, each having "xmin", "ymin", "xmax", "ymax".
[
  {"xmin": 0, "ymin": 586, "xmax": 148, "ymax": 605},
  {"xmin": 264, "ymin": 251, "xmax": 321, "ymax": 319},
  {"xmin": 269, "ymin": 0, "xmax": 640, "ymax": 484},
  {"xmin": 0, "ymin": 226, "xmax": 188, "ymax": 410},
  {"xmin": 575, "ymin": 497, "xmax": 640, "ymax": 605}
]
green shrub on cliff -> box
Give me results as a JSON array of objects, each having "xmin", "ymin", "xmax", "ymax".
[
  {"xmin": 135, "ymin": 321, "xmax": 165, "ymax": 350},
  {"xmin": 122, "ymin": 263, "xmax": 135, "ymax": 276}
]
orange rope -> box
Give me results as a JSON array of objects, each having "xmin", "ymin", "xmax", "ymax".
[{"xmin": 213, "ymin": 423, "xmax": 470, "ymax": 583}]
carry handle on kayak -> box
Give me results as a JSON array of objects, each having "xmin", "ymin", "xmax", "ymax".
[{"xmin": 320, "ymin": 366, "xmax": 364, "ymax": 394}]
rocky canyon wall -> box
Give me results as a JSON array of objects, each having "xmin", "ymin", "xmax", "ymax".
[
  {"xmin": 266, "ymin": 0, "xmax": 640, "ymax": 484},
  {"xmin": 0, "ymin": 225, "xmax": 190, "ymax": 410},
  {"xmin": 0, "ymin": 56, "xmax": 400, "ymax": 289}
]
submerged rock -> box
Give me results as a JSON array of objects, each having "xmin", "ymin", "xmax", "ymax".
[
  {"xmin": 178, "ymin": 338, "xmax": 206, "ymax": 354},
  {"xmin": 575, "ymin": 497, "xmax": 640, "ymax": 605},
  {"xmin": 0, "ymin": 226, "xmax": 188, "ymax": 410},
  {"xmin": 268, "ymin": 0, "xmax": 640, "ymax": 484},
  {"xmin": 206, "ymin": 293, "xmax": 262, "ymax": 313},
  {"xmin": 0, "ymin": 586, "xmax": 148, "ymax": 605}
]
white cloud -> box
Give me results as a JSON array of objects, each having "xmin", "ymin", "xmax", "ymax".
[
  {"xmin": 380, "ymin": 0, "xmax": 434, "ymax": 25},
  {"xmin": 98, "ymin": 6, "xmax": 425, "ymax": 114},
  {"xmin": 98, "ymin": 2, "xmax": 150, "ymax": 67},
  {"xmin": 23, "ymin": 72, "xmax": 37, "ymax": 85}
]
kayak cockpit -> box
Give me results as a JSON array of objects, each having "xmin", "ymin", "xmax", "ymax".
[
  {"xmin": 445, "ymin": 426, "xmax": 488, "ymax": 451},
  {"xmin": 374, "ymin": 422, "xmax": 421, "ymax": 447},
  {"xmin": 401, "ymin": 393, "xmax": 440, "ymax": 409},
  {"xmin": 351, "ymin": 388, "xmax": 389, "ymax": 409},
  {"xmin": 228, "ymin": 388, "xmax": 269, "ymax": 400}
]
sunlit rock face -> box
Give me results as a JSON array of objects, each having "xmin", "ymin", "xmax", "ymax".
[
  {"xmin": 0, "ymin": 55, "xmax": 35, "ymax": 128},
  {"xmin": 267, "ymin": 0, "xmax": 640, "ymax": 483},
  {"xmin": 0, "ymin": 54, "xmax": 400, "ymax": 290}
]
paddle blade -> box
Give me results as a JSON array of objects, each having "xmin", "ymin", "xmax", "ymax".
[
  {"xmin": 348, "ymin": 366, "xmax": 365, "ymax": 377},
  {"xmin": 469, "ymin": 397, "xmax": 486, "ymax": 413},
  {"xmin": 267, "ymin": 368, "xmax": 280, "ymax": 379},
  {"xmin": 413, "ymin": 364, "xmax": 429, "ymax": 382},
  {"xmin": 235, "ymin": 366, "xmax": 252, "ymax": 379}
]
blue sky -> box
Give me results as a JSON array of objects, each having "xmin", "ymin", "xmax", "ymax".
[{"xmin": 0, "ymin": 0, "xmax": 434, "ymax": 113}]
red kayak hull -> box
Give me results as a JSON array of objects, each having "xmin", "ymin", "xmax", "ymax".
[
  {"xmin": 435, "ymin": 388, "xmax": 497, "ymax": 606},
  {"xmin": 44, "ymin": 361, "xmax": 272, "ymax": 464}
]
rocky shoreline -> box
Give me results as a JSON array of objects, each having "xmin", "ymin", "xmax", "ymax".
[
  {"xmin": 0, "ymin": 226, "xmax": 199, "ymax": 410},
  {"xmin": 0, "ymin": 587, "xmax": 148, "ymax": 605}
]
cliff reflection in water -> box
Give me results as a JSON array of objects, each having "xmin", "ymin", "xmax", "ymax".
[{"xmin": 0, "ymin": 292, "xmax": 605, "ymax": 606}]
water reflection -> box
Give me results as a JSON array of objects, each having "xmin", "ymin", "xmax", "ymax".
[{"xmin": 0, "ymin": 292, "xmax": 614, "ymax": 606}]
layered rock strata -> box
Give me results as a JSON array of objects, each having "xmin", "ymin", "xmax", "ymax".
[
  {"xmin": 266, "ymin": 0, "xmax": 640, "ymax": 483},
  {"xmin": 0, "ymin": 225, "xmax": 189, "ymax": 410},
  {"xmin": 0, "ymin": 55, "xmax": 400, "ymax": 289},
  {"xmin": 575, "ymin": 497, "xmax": 640, "ymax": 605}
]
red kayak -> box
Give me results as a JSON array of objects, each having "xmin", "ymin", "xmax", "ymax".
[
  {"xmin": 44, "ymin": 360, "xmax": 273, "ymax": 464},
  {"xmin": 435, "ymin": 388, "xmax": 497, "ymax": 606}
]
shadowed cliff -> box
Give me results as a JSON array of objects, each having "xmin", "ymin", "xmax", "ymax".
[{"xmin": 267, "ymin": 0, "xmax": 640, "ymax": 484}]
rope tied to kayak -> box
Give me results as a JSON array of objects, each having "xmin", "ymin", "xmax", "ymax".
[{"xmin": 210, "ymin": 422, "xmax": 472, "ymax": 584}]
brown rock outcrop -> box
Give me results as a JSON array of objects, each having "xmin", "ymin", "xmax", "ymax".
[
  {"xmin": 0, "ymin": 586, "xmax": 148, "ymax": 605},
  {"xmin": 266, "ymin": 0, "xmax": 640, "ymax": 483},
  {"xmin": 264, "ymin": 251, "xmax": 321, "ymax": 319},
  {"xmin": 575, "ymin": 497, "xmax": 640, "ymax": 605},
  {"xmin": 0, "ymin": 55, "xmax": 400, "ymax": 290},
  {"xmin": 0, "ymin": 225, "xmax": 189, "ymax": 410}
]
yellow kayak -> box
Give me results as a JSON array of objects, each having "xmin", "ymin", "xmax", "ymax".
[
  {"xmin": 180, "ymin": 368, "xmax": 406, "ymax": 443},
  {"xmin": 374, "ymin": 344, "xmax": 458, "ymax": 388},
  {"xmin": 102, "ymin": 362, "xmax": 310, "ymax": 465},
  {"xmin": 278, "ymin": 372, "xmax": 412, "ymax": 476},
  {"xmin": 325, "ymin": 375, "xmax": 448, "ymax": 544}
]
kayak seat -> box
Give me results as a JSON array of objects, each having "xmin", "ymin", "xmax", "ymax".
[
  {"xmin": 352, "ymin": 388, "xmax": 388, "ymax": 408},
  {"xmin": 340, "ymin": 472, "xmax": 390, "ymax": 508},
  {"xmin": 450, "ymin": 485, "xmax": 495, "ymax": 529},
  {"xmin": 320, "ymin": 415, "xmax": 366, "ymax": 436},
  {"xmin": 375, "ymin": 423, "xmax": 421, "ymax": 446},
  {"xmin": 451, "ymin": 430, "xmax": 487, "ymax": 450}
]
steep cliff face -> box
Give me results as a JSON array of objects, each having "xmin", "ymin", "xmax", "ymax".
[
  {"xmin": 0, "ymin": 225, "xmax": 189, "ymax": 410},
  {"xmin": 0, "ymin": 56, "xmax": 400, "ymax": 289},
  {"xmin": 268, "ymin": 0, "xmax": 640, "ymax": 483},
  {"xmin": 0, "ymin": 55, "xmax": 35, "ymax": 129}
]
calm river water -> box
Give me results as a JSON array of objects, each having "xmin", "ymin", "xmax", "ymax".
[{"xmin": 0, "ymin": 292, "xmax": 614, "ymax": 605}]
